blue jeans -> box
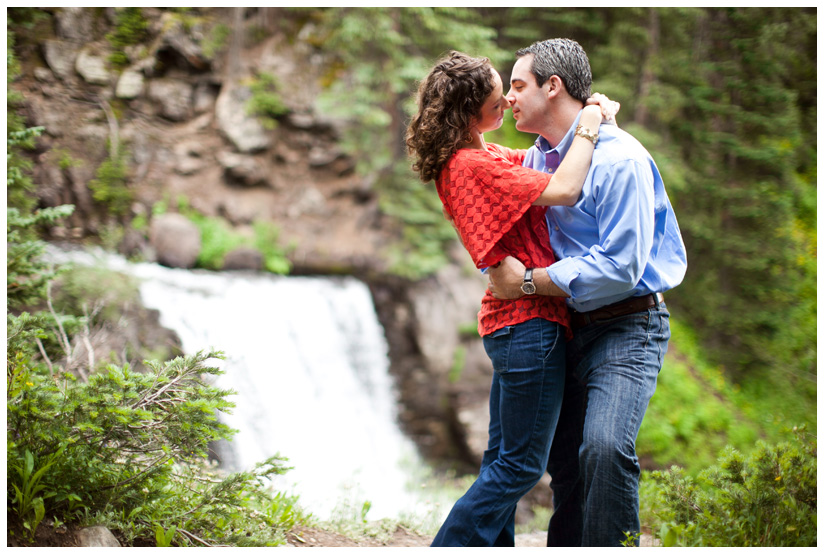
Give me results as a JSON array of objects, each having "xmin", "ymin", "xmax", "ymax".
[
  {"xmin": 431, "ymin": 318, "xmax": 566, "ymax": 547},
  {"xmin": 546, "ymin": 302, "xmax": 670, "ymax": 547}
]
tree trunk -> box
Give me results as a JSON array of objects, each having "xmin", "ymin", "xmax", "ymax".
[{"xmin": 634, "ymin": 8, "xmax": 660, "ymax": 126}]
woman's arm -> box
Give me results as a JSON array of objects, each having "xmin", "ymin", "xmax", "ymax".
[{"xmin": 533, "ymin": 104, "xmax": 604, "ymax": 206}]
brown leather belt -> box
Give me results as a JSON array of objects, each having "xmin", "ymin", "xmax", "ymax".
[{"xmin": 570, "ymin": 292, "xmax": 664, "ymax": 328}]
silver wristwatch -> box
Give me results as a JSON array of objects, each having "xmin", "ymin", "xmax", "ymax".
[{"xmin": 520, "ymin": 268, "xmax": 536, "ymax": 295}]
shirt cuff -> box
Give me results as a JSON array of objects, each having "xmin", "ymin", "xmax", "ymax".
[{"xmin": 545, "ymin": 261, "xmax": 578, "ymax": 299}]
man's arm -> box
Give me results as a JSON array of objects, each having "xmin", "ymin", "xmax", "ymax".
[{"xmin": 487, "ymin": 256, "xmax": 569, "ymax": 299}]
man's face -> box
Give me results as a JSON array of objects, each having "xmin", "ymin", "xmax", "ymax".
[{"xmin": 506, "ymin": 54, "xmax": 551, "ymax": 136}]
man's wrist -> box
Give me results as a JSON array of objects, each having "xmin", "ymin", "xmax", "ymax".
[{"xmin": 533, "ymin": 267, "xmax": 569, "ymax": 298}]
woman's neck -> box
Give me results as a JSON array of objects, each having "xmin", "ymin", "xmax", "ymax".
[{"xmin": 463, "ymin": 130, "xmax": 487, "ymax": 150}]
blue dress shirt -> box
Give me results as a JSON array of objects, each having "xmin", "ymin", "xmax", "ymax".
[{"xmin": 524, "ymin": 112, "xmax": 688, "ymax": 312}]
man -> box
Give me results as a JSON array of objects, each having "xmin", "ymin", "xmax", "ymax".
[{"xmin": 487, "ymin": 39, "xmax": 687, "ymax": 547}]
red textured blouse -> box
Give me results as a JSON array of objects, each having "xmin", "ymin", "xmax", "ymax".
[{"xmin": 436, "ymin": 143, "xmax": 572, "ymax": 339}]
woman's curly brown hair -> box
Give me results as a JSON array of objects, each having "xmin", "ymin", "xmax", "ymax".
[{"xmin": 406, "ymin": 51, "xmax": 495, "ymax": 183}]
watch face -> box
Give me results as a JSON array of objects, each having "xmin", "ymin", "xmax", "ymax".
[{"xmin": 521, "ymin": 282, "xmax": 536, "ymax": 295}]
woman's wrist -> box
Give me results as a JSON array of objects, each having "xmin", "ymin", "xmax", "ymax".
[
  {"xmin": 576, "ymin": 107, "xmax": 601, "ymax": 145},
  {"xmin": 575, "ymin": 124, "xmax": 599, "ymax": 145},
  {"xmin": 580, "ymin": 106, "xmax": 602, "ymax": 128}
]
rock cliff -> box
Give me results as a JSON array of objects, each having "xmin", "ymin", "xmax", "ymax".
[{"xmin": 11, "ymin": 7, "xmax": 497, "ymax": 474}]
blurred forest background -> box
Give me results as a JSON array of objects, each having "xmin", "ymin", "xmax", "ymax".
[
  {"xmin": 7, "ymin": 6, "xmax": 816, "ymax": 547},
  {"xmin": 323, "ymin": 5, "xmax": 819, "ymax": 448},
  {"xmin": 276, "ymin": 6, "xmax": 818, "ymax": 452}
]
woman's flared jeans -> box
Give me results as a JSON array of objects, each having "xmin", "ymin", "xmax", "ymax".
[{"xmin": 431, "ymin": 318, "xmax": 566, "ymax": 547}]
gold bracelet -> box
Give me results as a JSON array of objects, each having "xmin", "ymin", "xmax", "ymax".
[{"xmin": 575, "ymin": 124, "xmax": 599, "ymax": 145}]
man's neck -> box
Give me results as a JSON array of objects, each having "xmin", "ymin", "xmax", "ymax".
[{"xmin": 539, "ymin": 100, "xmax": 584, "ymax": 148}]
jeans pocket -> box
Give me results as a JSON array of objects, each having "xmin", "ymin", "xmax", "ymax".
[
  {"xmin": 484, "ymin": 320, "xmax": 560, "ymax": 375},
  {"xmin": 483, "ymin": 326, "xmax": 512, "ymax": 374}
]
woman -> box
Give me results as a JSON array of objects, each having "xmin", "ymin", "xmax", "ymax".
[{"xmin": 405, "ymin": 51, "xmax": 617, "ymax": 547}]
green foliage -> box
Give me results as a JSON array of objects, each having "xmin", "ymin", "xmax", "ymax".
[
  {"xmin": 190, "ymin": 212, "xmax": 244, "ymax": 270},
  {"xmin": 639, "ymin": 318, "xmax": 815, "ymax": 474},
  {"xmin": 154, "ymin": 523, "xmax": 177, "ymax": 547},
  {"xmin": 201, "ymin": 22, "xmax": 231, "ymax": 59},
  {"xmin": 7, "ymin": 205, "xmax": 74, "ymax": 310},
  {"xmin": 106, "ymin": 7, "xmax": 149, "ymax": 67},
  {"xmin": 9, "ymin": 34, "xmax": 81, "ymax": 305},
  {"xmin": 9, "ymin": 448, "xmax": 63, "ymax": 541},
  {"xmin": 639, "ymin": 9, "xmax": 815, "ymax": 387},
  {"xmin": 638, "ymin": 318, "xmax": 760, "ymax": 472},
  {"xmin": 246, "ymin": 71, "xmax": 289, "ymax": 129},
  {"xmin": 179, "ymin": 200, "xmax": 291, "ymax": 274},
  {"xmin": 381, "ymin": 167, "xmax": 456, "ymax": 280},
  {"xmin": 6, "ymin": 345, "xmax": 310, "ymax": 546},
  {"xmin": 646, "ymin": 428, "xmax": 816, "ymax": 547},
  {"xmin": 253, "ymin": 220, "xmax": 293, "ymax": 274},
  {"xmin": 8, "ymin": 350, "xmax": 234, "ymax": 502},
  {"xmin": 88, "ymin": 146, "xmax": 133, "ymax": 217},
  {"xmin": 7, "ymin": 31, "xmax": 40, "ymax": 212}
]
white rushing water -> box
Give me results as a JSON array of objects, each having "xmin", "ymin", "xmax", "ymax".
[{"xmin": 45, "ymin": 247, "xmax": 443, "ymax": 522}]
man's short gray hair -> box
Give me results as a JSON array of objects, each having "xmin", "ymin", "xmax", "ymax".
[{"xmin": 515, "ymin": 39, "xmax": 592, "ymax": 104}]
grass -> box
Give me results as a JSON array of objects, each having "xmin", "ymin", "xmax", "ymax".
[
  {"xmin": 638, "ymin": 316, "xmax": 815, "ymax": 475},
  {"xmin": 639, "ymin": 318, "xmax": 760, "ymax": 473}
]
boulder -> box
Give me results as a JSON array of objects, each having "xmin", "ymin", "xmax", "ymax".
[
  {"xmin": 34, "ymin": 67, "xmax": 55, "ymax": 83},
  {"xmin": 116, "ymin": 68, "xmax": 145, "ymax": 99},
  {"xmin": 158, "ymin": 14, "xmax": 209, "ymax": 70},
  {"xmin": 173, "ymin": 140, "xmax": 208, "ymax": 175},
  {"xmin": 409, "ymin": 263, "xmax": 486, "ymax": 376},
  {"xmin": 42, "ymin": 40, "xmax": 78, "ymax": 82},
  {"xmin": 76, "ymin": 526, "xmax": 121, "ymax": 548},
  {"xmin": 148, "ymin": 79, "xmax": 193, "ymax": 121},
  {"xmin": 55, "ymin": 7, "xmax": 95, "ymax": 43},
  {"xmin": 222, "ymin": 247, "xmax": 264, "ymax": 271},
  {"xmin": 149, "ymin": 213, "xmax": 202, "ymax": 269},
  {"xmin": 75, "ymin": 48, "xmax": 111, "ymax": 85},
  {"xmin": 218, "ymin": 151, "xmax": 268, "ymax": 187},
  {"xmin": 67, "ymin": 165, "xmax": 96, "ymax": 217},
  {"xmin": 215, "ymin": 85, "xmax": 270, "ymax": 153}
]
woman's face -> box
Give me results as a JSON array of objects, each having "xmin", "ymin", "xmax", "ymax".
[{"xmin": 474, "ymin": 69, "xmax": 510, "ymax": 134}]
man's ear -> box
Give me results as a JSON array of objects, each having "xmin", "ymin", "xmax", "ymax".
[{"xmin": 545, "ymin": 75, "xmax": 564, "ymax": 100}]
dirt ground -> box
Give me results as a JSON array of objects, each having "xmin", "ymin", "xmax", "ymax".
[
  {"xmin": 285, "ymin": 525, "xmax": 549, "ymax": 548},
  {"xmin": 284, "ymin": 525, "xmax": 658, "ymax": 548},
  {"xmin": 8, "ymin": 517, "xmax": 652, "ymax": 547}
]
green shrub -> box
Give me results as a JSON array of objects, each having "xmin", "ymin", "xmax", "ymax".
[
  {"xmin": 246, "ymin": 72, "xmax": 289, "ymax": 129},
  {"xmin": 178, "ymin": 199, "xmax": 291, "ymax": 274},
  {"xmin": 7, "ymin": 205, "xmax": 74, "ymax": 311},
  {"xmin": 190, "ymin": 213, "xmax": 244, "ymax": 270},
  {"xmin": 253, "ymin": 220, "xmax": 292, "ymax": 274},
  {"xmin": 201, "ymin": 22, "xmax": 231, "ymax": 59},
  {"xmin": 89, "ymin": 147, "xmax": 133, "ymax": 217},
  {"xmin": 106, "ymin": 7, "xmax": 148, "ymax": 68},
  {"xmin": 646, "ymin": 427, "xmax": 816, "ymax": 547},
  {"xmin": 6, "ymin": 348, "xmax": 311, "ymax": 546}
]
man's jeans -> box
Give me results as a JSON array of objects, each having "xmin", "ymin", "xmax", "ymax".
[
  {"xmin": 431, "ymin": 318, "xmax": 566, "ymax": 547},
  {"xmin": 547, "ymin": 303, "xmax": 670, "ymax": 547}
]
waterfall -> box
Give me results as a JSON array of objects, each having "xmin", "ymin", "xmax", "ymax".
[{"xmin": 45, "ymin": 247, "xmax": 443, "ymax": 522}]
